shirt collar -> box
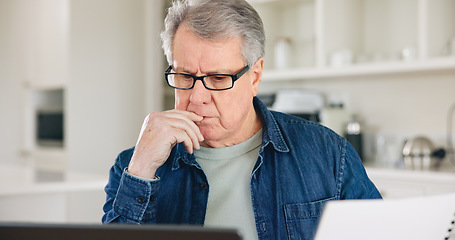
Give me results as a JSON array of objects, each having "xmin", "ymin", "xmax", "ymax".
[
  {"xmin": 252, "ymin": 96, "xmax": 289, "ymax": 153},
  {"xmin": 171, "ymin": 96, "xmax": 290, "ymax": 170}
]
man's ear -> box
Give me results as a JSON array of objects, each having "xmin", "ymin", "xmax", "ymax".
[{"xmin": 251, "ymin": 57, "xmax": 263, "ymax": 97}]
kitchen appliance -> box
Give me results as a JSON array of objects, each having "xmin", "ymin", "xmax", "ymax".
[
  {"xmin": 344, "ymin": 115, "xmax": 364, "ymax": 160},
  {"xmin": 320, "ymin": 103, "xmax": 349, "ymax": 136},
  {"xmin": 36, "ymin": 108, "xmax": 64, "ymax": 147},
  {"xmin": 270, "ymin": 89, "xmax": 324, "ymax": 123},
  {"xmin": 402, "ymin": 136, "xmax": 445, "ymax": 170}
]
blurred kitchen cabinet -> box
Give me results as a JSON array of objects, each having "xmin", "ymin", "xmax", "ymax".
[
  {"xmin": 7, "ymin": 0, "xmax": 165, "ymax": 176},
  {"xmin": 366, "ymin": 168, "xmax": 455, "ymax": 199},
  {"xmin": 15, "ymin": 0, "xmax": 70, "ymax": 174},
  {"xmin": 66, "ymin": 0, "xmax": 165, "ymax": 174},
  {"xmin": 426, "ymin": 0, "xmax": 455, "ymax": 58},
  {"xmin": 0, "ymin": 190, "xmax": 105, "ymax": 223},
  {"xmin": 0, "ymin": 165, "xmax": 106, "ymax": 223},
  {"xmin": 249, "ymin": 0, "xmax": 455, "ymax": 81},
  {"xmin": 22, "ymin": 0, "xmax": 70, "ymax": 89}
]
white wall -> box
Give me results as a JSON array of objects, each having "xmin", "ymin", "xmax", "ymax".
[
  {"xmin": 260, "ymin": 69, "xmax": 455, "ymax": 150},
  {"xmin": 68, "ymin": 0, "xmax": 164, "ymax": 175},
  {"xmin": 0, "ymin": 0, "xmax": 27, "ymax": 166}
]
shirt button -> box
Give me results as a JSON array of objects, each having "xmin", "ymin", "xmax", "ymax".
[
  {"xmin": 150, "ymin": 195, "xmax": 157, "ymax": 202},
  {"xmin": 137, "ymin": 196, "xmax": 146, "ymax": 204},
  {"xmin": 199, "ymin": 184, "xmax": 207, "ymax": 190}
]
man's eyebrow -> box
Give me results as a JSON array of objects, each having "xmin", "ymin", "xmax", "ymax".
[
  {"xmin": 173, "ymin": 67, "xmax": 194, "ymax": 74},
  {"xmin": 175, "ymin": 67, "xmax": 233, "ymax": 75},
  {"xmin": 205, "ymin": 70, "xmax": 228, "ymax": 75}
]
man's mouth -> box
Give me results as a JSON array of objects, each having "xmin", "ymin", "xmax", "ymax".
[{"xmin": 196, "ymin": 116, "xmax": 213, "ymax": 125}]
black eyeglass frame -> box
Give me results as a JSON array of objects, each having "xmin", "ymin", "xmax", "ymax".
[{"xmin": 164, "ymin": 65, "xmax": 250, "ymax": 91}]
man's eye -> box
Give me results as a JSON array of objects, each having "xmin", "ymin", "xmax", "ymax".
[
  {"xmin": 175, "ymin": 74, "xmax": 192, "ymax": 81},
  {"xmin": 211, "ymin": 75, "xmax": 229, "ymax": 81}
]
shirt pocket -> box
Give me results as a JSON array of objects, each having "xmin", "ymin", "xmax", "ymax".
[{"xmin": 283, "ymin": 196, "xmax": 336, "ymax": 240}]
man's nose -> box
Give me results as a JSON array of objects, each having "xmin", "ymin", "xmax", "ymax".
[{"xmin": 189, "ymin": 79, "xmax": 211, "ymax": 104}]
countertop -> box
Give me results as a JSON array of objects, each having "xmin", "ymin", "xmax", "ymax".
[{"xmin": 0, "ymin": 164, "xmax": 107, "ymax": 196}]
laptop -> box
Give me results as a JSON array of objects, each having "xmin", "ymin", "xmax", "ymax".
[
  {"xmin": 0, "ymin": 222, "xmax": 243, "ymax": 240},
  {"xmin": 314, "ymin": 192, "xmax": 455, "ymax": 240}
]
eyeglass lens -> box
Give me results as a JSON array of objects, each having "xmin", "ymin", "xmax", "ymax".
[{"xmin": 167, "ymin": 74, "xmax": 233, "ymax": 90}]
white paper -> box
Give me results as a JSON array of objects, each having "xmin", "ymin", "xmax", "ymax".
[{"xmin": 314, "ymin": 193, "xmax": 455, "ymax": 240}]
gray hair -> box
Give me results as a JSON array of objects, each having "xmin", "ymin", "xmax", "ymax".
[{"xmin": 160, "ymin": 0, "xmax": 265, "ymax": 67}]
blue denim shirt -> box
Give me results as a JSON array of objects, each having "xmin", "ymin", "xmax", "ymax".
[{"xmin": 103, "ymin": 97, "xmax": 382, "ymax": 240}]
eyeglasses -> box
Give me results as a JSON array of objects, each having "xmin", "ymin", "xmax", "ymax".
[{"xmin": 165, "ymin": 65, "xmax": 250, "ymax": 91}]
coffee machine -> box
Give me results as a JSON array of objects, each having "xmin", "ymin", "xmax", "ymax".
[{"xmin": 259, "ymin": 89, "xmax": 323, "ymax": 123}]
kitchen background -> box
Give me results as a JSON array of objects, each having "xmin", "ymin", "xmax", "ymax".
[{"xmin": 0, "ymin": 0, "xmax": 454, "ymax": 224}]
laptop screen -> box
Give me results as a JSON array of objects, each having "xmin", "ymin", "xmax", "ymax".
[{"xmin": 0, "ymin": 222, "xmax": 243, "ymax": 240}]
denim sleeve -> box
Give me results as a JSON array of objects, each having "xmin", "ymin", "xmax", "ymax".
[
  {"xmin": 102, "ymin": 153, "xmax": 160, "ymax": 224},
  {"xmin": 339, "ymin": 139, "xmax": 382, "ymax": 200}
]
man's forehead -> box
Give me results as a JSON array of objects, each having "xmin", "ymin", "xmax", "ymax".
[
  {"xmin": 172, "ymin": 64, "xmax": 242, "ymax": 75},
  {"xmin": 172, "ymin": 26, "xmax": 245, "ymax": 74}
]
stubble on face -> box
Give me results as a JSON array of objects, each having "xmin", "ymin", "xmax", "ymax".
[{"xmin": 171, "ymin": 25, "xmax": 262, "ymax": 148}]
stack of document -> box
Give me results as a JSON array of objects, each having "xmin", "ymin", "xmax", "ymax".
[{"xmin": 315, "ymin": 193, "xmax": 455, "ymax": 240}]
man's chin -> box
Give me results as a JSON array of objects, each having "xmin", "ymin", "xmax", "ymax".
[
  {"xmin": 199, "ymin": 129, "xmax": 223, "ymax": 147},
  {"xmin": 199, "ymin": 128, "xmax": 217, "ymax": 140}
]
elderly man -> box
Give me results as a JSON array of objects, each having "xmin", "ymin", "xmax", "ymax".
[{"xmin": 102, "ymin": 0, "xmax": 382, "ymax": 239}]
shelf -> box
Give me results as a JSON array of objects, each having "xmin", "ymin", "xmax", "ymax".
[
  {"xmin": 251, "ymin": 0, "xmax": 455, "ymax": 81},
  {"xmin": 25, "ymin": 81, "xmax": 67, "ymax": 91},
  {"xmin": 252, "ymin": 0, "xmax": 316, "ymax": 70},
  {"xmin": 261, "ymin": 57, "xmax": 455, "ymax": 82}
]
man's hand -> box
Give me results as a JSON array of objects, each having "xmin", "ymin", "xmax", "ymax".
[{"xmin": 127, "ymin": 110, "xmax": 204, "ymax": 179}]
